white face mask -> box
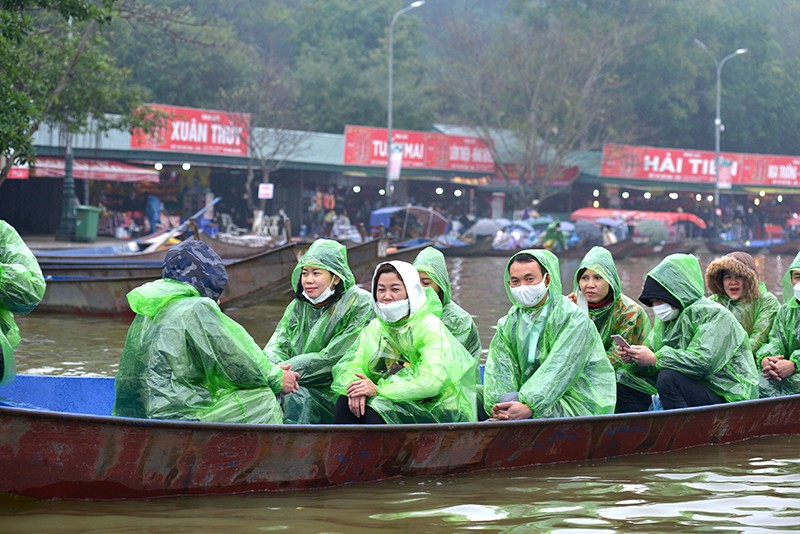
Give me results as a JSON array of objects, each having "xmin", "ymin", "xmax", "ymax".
[
  {"xmin": 303, "ymin": 282, "xmax": 336, "ymax": 305},
  {"xmin": 653, "ymin": 302, "xmax": 679, "ymax": 321},
  {"xmin": 374, "ymin": 299, "xmax": 410, "ymax": 323},
  {"xmin": 793, "ymin": 282, "xmax": 800, "ymax": 302},
  {"xmin": 511, "ymin": 277, "xmax": 549, "ymax": 308}
]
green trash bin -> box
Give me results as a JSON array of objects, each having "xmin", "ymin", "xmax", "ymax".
[{"xmin": 74, "ymin": 205, "xmax": 102, "ymax": 243}]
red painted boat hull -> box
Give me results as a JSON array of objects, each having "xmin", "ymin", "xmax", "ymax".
[{"xmin": 2, "ymin": 377, "xmax": 799, "ymax": 499}]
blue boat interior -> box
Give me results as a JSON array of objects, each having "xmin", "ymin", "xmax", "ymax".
[
  {"xmin": 0, "ymin": 369, "xmax": 487, "ymax": 417},
  {"xmin": 0, "ymin": 375, "xmax": 115, "ymax": 416}
]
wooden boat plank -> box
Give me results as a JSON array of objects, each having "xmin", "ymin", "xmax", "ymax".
[{"xmin": 1, "ymin": 375, "xmax": 799, "ymax": 500}]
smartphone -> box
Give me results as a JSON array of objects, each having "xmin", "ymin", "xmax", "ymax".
[{"xmin": 610, "ymin": 335, "xmax": 631, "ymax": 349}]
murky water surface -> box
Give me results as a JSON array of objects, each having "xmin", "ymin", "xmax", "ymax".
[{"xmin": 5, "ymin": 251, "xmax": 800, "ymax": 531}]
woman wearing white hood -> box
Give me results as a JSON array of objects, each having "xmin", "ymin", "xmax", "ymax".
[{"xmin": 331, "ymin": 261, "xmax": 478, "ymax": 424}]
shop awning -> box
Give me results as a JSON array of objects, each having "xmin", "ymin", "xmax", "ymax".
[{"xmin": 32, "ymin": 157, "xmax": 159, "ymax": 183}]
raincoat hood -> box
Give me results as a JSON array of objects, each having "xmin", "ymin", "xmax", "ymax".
[
  {"xmin": 291, "ymin": 238, "xmax": 356, "ymax": 292},
  {"xmin": 780, "ymin": 250, "xmax": 800, "ymax": 304},
  {"xmin": 705, "ymin": 253, "xmax": 761, "ymax": 302},
  {"xmin": 643, "ymin": 254, "xmax": 704, "ymax": 309},
  {"xmin": 128, "ymin": 278, "xmax": 199, "ymax": 317},
  {"xmin": 573, "ymin": 246, "xmax": 620, "ymax": 305},
  {"xmin": 162, "ymin": 240, "xmax": 227, "ymax": 301},
  {"xmin": 372, "ymin": 260, "xmax": 428, "ymax": 316},
  {"xmin": 504, "ymin": 249, "xmax": 561, "ymax": 307},
  {"xmin": 412, "ymin": 246, "xmax": 451, "ymax": 305}
]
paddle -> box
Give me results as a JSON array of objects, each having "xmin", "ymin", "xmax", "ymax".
[{"xmin": 142, "ymin": 197, "xmax": 221, "ymax": 253}]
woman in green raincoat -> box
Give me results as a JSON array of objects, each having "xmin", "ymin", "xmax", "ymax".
[
  {"xmin": 705, "ymin": 251, "xmax": 780, "ymax": 355},
  {"xmin": 331, "ymin": 260, "xmax": 478, "ymax": 424},
  {"xmin": 412, "ymin": 246, "xmax": 481, "ymax": 360},
  {"xmin": 264, "ymin": 238, "xmax": 373, "ymax": 424},
  {"xmin": 0, "ymin": 220, "xmax": 46, "ymax": 385},
  {"xmin": 755, "ymin": 251, "xmax": 800, "ymax": 397},
  {"xmin": 483, "ymin": 249, "xmax": 616, "ymax": 420},
  {"xmin": 113, "ymin": 240, "xmax": 299, "ymax": 424},
  {"xmin": 621, "ymin": 254, "xmax": 759, "ymax": 410},
  {"xmin": 569, "ymin": 246, "xmax": 654, "ymax": 413}
]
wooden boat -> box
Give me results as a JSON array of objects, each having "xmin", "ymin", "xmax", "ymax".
[
  {"xmin": 628, "ymin": 240, "xmax": 701, "ymax": 257},
  {"xmin": 438, "ymin": 237, "xmax": 495, "ymax": 258},
  {"xmin": 764, "ymin": 240, "xmax": 800, "ymax": 255},
  {"xmin": 2, "ymin": 374, "xmax": 799, "ymax": 500},
  {"xmin": 705, "ymin": 240, "xmax": 766, "ymax": 255},
  {"xmin": 37, "ymin": 243, "xmax": 298, "ymax": 314},
  {"xmin": 480, "ymin": 237, "xmax": 637, "ymax": 260}
]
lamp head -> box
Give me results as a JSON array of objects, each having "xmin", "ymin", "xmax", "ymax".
[
  {"xmin": 411, "ymin": 1, "xmax": 425, "ymax": 7},
  {"xmin": 735, "ymin": 48, "xmax": 748, "ymax": 55}
]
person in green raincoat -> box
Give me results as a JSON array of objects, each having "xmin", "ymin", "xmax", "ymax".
[
  {"xmin": 0, "ymin": 220, "xmax": 46, "ymax": 385},
  {"xmin": 568, "ymin": 246, "xmax": 654, "ymax": 413},
  {"xmin": 331, "ymin": 260, "xmax": 478, "ymax": 424},
  {"xmin": 620, "ymin": 254, "xmax": 759, "ymax": 410},
  {"xmin": 412, "ymin": 246, "xmax": 481, "ymax": 360},
  {"xmin": 113, "ymin": 240, "xmax": 299, "ymax": 423},
  {"xmin": 705, "ymin": 251, "xmax": 780, "ymax": 355},
  {"xmin": 754, "ymin": 251, "xmax": 800, "ymax": 397},
  {"xmin": 263, "ymin": 238, "xmax": 374, "ymax": 424},
  {"xmin": 542, "ymin": 221, "xmax": 567, "ymax": 252},
  {"xmin": 483, "ymin": 249, "xmax": 616, "ymax": 420}
]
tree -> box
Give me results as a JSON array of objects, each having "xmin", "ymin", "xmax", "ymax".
[
  {"xmin": 0, "ymin": 0, "xmax": 144, "ymax": 187},
  {"xmin": 432, "ymin": 0, "xmax": 651, "ymax": 210}
]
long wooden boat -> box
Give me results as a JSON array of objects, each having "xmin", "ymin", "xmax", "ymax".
[
  {"xmin": 480, "ymin": 237, "xmax": 637, "ymax": 260},
  {"xmin": 705, "ymin": 240, "xmax": 766, "ymax": 255},
  {"xmin": 1, "ymin": 374, "xmax": 799, "ymax": 500},
  {"xmin": 628, "ymin": 240, "xmax": 701, "ymax": 257},
  {"xmin": 438, "ymin": 238, "xmax": 495, "ymax": 258},
  {"xmin": 764, "ymin": 240, "xmax": 800, "ymax": 255},
  {"xmin": 37, "ymin": 243, "xmax": 298, "ymax": 314}
]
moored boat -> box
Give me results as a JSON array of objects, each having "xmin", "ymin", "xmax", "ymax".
[
  {"xmin": 2, "ymin": 374, "xmax": 799, "ymax": 500},
  {"xmin": 37, "ymin": 243, "xmax": 298, "ymax": 314},
  {"xmin": 628, "ymin": 239, "xmax": 702, "ymax": 257},
  {"xmin": 705, "ymin": 240, "xmax": 767, "ymax": 255}
]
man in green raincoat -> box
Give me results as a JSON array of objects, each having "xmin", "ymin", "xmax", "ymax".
[
  {"xmin": 264, "ymin": 238, "xmax": 374, "ymax": 424},
  {"xmin": 331, "ymin": 260, "xmax": 478, "ymax": 424},
  {"xmin": 621, "ymin": 254, "xmax": 759, "ymax": 410},
  {"xmin": 413, "ymin": 246, "xmax": 481, "ymax": 360},
  {"xmin": 484, "ymin": 249, "xmax": 616, "ymax": 420},
  {"xmin": 113, "ymin": 240, "xmax": 299, "ymax": 423},
  {"xmin": 0, "ymin": 221, "xmax": 46, "ymax": 385},
  {"xmin": 755, "ymin": 250, "xmax": 800, "ymax": 397},
  {"xmin": 570, "ymin": 246, "xmax": 654, "ymax": 412}
]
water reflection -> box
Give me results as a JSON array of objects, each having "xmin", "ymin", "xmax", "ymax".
[{"xmin": 4, "ymin": 436, "xmax": 799, "ymax": 532}]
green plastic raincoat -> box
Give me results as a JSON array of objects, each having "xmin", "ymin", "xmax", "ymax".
[
  {"xmin": 484, "ymin": 249, "xmax": 616, "ymax": 418},
  {"xmin": 412, "ymin": 246, "xmax": 481, "ymax": 360},
  {"xmin": 754, "ymin": 251, "xmax": 800, "ymax": 397},
  {"xmin": 706, "ymin": 254, "xmax": 780, "ymax": 355},
  {"xmin": 113, "ymin": 279, "xmax": 284, "ymax": 423},
  {"xmin": 264, "ymin": 239, "xmax": 374, "ymax": 424},
  {"xmin": 331, "ymin": 260, "xmax": 478, "ymax": 424},
  {"xmin": 0, "ymin": 221, "xmax": 46, "ymax": 385},
  {"xmin": 640, "ymin": 254, "xmax": 759, "ymax": 403},
  {"xmin": 573, "ymin": 246, "xmax": 654, "ymax": 395}
]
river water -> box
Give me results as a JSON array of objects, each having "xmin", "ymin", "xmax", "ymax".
[{"xmin": 4, "ymin": 251, "xmax": 800, "ymax": 532}]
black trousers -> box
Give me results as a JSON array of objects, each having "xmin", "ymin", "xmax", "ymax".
[
  {"xmin": 656, "ymin": 369, "xmax": 725, "ymax": 410},
  {"xmin": 333, "ymin": 395, "xmax": 386, "ymax": 424},
  {"xmin": 615, "ymin": 383, "xmax": 653, "ymax": 413}
]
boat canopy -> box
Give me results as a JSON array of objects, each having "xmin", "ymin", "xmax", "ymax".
[
  {"xmin": 571, "ymin": 208, "xmax": 707, "ymax": 230},
  {"xmin": 369, "ymin": 206, "xmax": 449, "ymax": 239}
]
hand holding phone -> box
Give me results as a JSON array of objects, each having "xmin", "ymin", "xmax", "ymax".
[{"xmin": 610, "ymin": 335, "xmax": 630, "ymax": 349}]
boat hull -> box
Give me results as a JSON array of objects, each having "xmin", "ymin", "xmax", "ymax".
[
  {"xmin": 37, "ymin": 244, "xmax": 298, "ymax": 314},
  {"xmin": 2, "ymin": 375, "xmax": 799, "ymax": 500}
]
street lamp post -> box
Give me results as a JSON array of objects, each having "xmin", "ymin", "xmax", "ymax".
[
  {"xmin": 694, "ymin": 39, "xmax": 748, "ymax": 238},
  {"xmin": 386, "ymin": 1, "xmax": 425, "ymax": 200}
]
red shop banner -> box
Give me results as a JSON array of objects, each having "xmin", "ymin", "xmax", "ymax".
[
  {"xmin": 343, "ymin": 125, "xmax": 495, "ymax": 173},
  {"xmin": 131, "ymin": 104, "xmax": 250, "ymax": 157},
  {"xmin": 601, "ymin": 143, "xmax": 800, "ymax": 189}
]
